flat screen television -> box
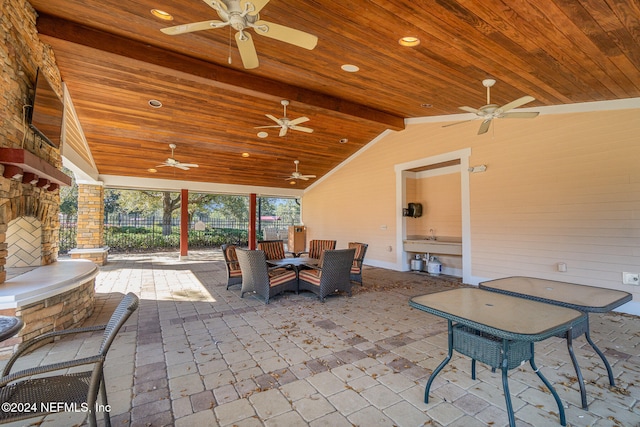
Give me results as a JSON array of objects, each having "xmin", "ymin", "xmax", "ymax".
[{"xmin": 27, "ymin": 69, "xmax": 64, "ymax": 149}]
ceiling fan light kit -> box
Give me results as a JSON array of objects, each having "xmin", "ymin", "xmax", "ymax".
[
  {"xmin": 160, "ymin": 0, "xmax": 318, "ymax": 69},
  {"xmin": 444, "ymin": 79, "xmax": 539, "ymax": 135}
]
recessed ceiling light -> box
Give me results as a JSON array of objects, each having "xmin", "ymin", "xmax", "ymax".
[
  {"xmin": 339, "ymin": 138, "xmax": 348, "ymax": 144},
  {"xmin": 341, "ymin": 64, "xmax": 360, "ymax": 73},
  {"xmin": 148, "ymin": 99, "xmax": 162, "ymax": 108},
  {"xmin": 399, "ymin": 36, "xmax": 420, "ymax": 47},
  {"xmin": 147, "ymin": 168, "xmax": 157, "ymax": 173},
  {"xmin": 151, "ymin": 9, "xmax": 173, "ymax": 21},
  {"xmin": 257, "ymin": 131, "xmax": 268, "ymax": 138},
  {"xmin": 290, "ymin": 180, "xmax": 296, "ymax": 185},
  {"xmin": 242, "ymin": 152, "xmax": 250, "ymax": 158}
]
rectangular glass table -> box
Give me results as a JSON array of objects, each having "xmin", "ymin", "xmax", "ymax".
[
  {"xmin": 479, "ymin": 276, "xmax": 632, "ymax": 409},
  {"xmin": 410, "ymin": 288, "xmax": 585, "ymax": 427}
]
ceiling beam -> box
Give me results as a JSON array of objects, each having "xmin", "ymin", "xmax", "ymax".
[{"xmin": 36, "ymin": 13, "xmax": 405, "ymax": 132}]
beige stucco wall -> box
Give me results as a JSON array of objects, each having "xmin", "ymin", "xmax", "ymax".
[{"xmin": 302, "ymin": 107, "xmax": 640, "ymax": 306}]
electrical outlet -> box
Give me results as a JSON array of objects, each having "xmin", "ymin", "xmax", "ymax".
[{"xmin": 622, "ymin": 272, "xmax": 639, "ymax": 285}]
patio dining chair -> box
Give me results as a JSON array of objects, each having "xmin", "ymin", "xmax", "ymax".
[
  {"xmin": 236, "ymin": 249, "xmax": 298, "ymax": 304},
  {"xmin": 297, "ymin": 239, "xmax": 336, "ymax": 259},
  {"xmin": 257, "ymin": 240, "xmax": 293, "ymax": 260},
  {"xmin": 0, "ymin": 292, "xmax": 139, "ymax": 427},
  {"xmin": 348, "ymin": 242, "xmax": 368, "ymax": 285},
  {"xmin": 298, "ymin": 248, "xmax": 356, "ymax": 302},
  {"xmin": 222, "ymin": 244, "xmax": 243, "ymax": 289}
]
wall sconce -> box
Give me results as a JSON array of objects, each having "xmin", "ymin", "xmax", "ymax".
[{"xmin": 468, "ymin": 165, "xmax": 487, "ymax": 173}]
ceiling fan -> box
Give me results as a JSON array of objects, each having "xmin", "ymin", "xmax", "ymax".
[
  {"xmin": 255, "ymin": 100, "xmax": 313, "ymax": 137},
  {"xmin": 444, "ymin": 79, "xmax": 539, "ymax": 135},
  {"xmin": 285, "ymin": 160, "xmax": 316, "ymax": 181},
  {"xmin": 160, "ymin": 0, "xmax": 318, "ymax": 69},
  {"xmin": 156, "ymin": 144, "xmax": 199, "ymax": 170}
]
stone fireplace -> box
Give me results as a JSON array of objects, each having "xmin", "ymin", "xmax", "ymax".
[{"xmin": 0, "ymin": 0, "xmax": 99, "ymax": 357}]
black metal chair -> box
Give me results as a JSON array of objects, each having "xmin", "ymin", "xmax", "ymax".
[
  {"xmin": 298, "ymin": 248, "xmax": 356, "ymax": 302},
  {"xmin": 236, "ymin": 249, "xmax": 298, "ymax": 304},
  {"xmin": 221, "ymin": 244, "xmax": 243, "ymax": 289},
  {"xmin": 348, "ymin": 242, "xmax": 368, "ymax": 285},
  {"xmin": 0, "ymin": 292, "xmax": 139, "ymax": 427}
]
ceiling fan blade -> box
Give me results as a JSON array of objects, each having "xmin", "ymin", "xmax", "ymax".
[
  {"xmin": 442, "ymin": 119, "xmax": 475, "ymax": 128},
  {"xmin": 477, "ymin": 119, "xmax": 492, "ymax": 135},
  {"xmin": 459, "ymin": 106, "xmax": 479, "ymax": 114},
  {"xmin": 179, "ymin": 163, "xmax": 199, "ymax": 168},
  {"xmin": 174, "ymin": 164, "xmax": 190, "ymax": 170},
  {"xmin": 288, "ymin": 116, "xmax": 309, "ymax": 126},
  {"xmin": 161, "ymin": 20, "xmax": 227, "ymax": 35},
  {"xmin": 254, "ymin": 125, "xmax": 281, "ymax": 129},
  {"xmin": 156, "ymin": 164, "xmax": 169, "ymax": 168},
  {"xmin": 279, "ymin": 126, "xmax": 288, "ymax": 137},
  {"xmin": 265, "ymin": 114, "xmax": 282, "ymax": 125},
  {"xmin": 300, "ymin": 175, "xmax": 316, "ymax": 179},
  {"xmin": 243, "ymin": 0, "xmax": 270, "ymax": 15},
  {"xmin": 290, "ymin": 125, "xmax": 313, "ymax": 133},
  {"xmin": 253, "ymin": 20, "xmax": 318, "ymax": 50},
  {"xmin": 235, "ymin": 31, "xmax": 259, "ymax": 69},
  {"xmin": 501, "ymin": 111, "xmax": 540, "ymax": 119},
  {"xmin": 499, "ymin": 96, "xmax": 535, "ymax": 113}
]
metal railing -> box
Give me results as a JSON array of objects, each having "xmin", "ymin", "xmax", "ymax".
[{"xmin": 58, "ymin": 214, "xmax": 292, "ymax": 254}]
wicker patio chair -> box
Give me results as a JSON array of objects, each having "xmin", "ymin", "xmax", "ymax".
[
  {"xmin": 236, "ymin": 249, "xmax": 298, "ymax": 304},
  {"xmin": 0, "ymin": 292, "xmax": 139, "ymax": 427},
  {"xmin": 348, "ymin": 242, "xmax": 368, "ymax": 285},
  {"xmin": 297, "ymin": 239, "xmax": 336, "ymax": 259},
  {"xmin": 298, "ymin": 248, "xmax": 356, "ymax": 302},
  {"xmin": 257, "ymin": 240, "xmax": 293, "ymax": 260},
  {"xmin": 222, "ymin": 244, "xmax": 243, "ymax": 289}
]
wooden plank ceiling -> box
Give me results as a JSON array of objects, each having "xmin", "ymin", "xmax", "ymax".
[{"xmin": 28, "ymin": 0, "xmax": 640, "ymax": 190}]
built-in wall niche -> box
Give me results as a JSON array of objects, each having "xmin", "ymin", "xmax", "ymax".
[
  {"xmin": 395, "ymin": 148, "xmax": 471, "ymax": 282},
  {"xmin": 405, "ymin": 159, "xmax": 462, "ymax": 238}
]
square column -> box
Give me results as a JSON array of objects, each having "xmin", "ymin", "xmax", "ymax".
[{"xmin": 69, "ymin": 182, "xmax": 109, "ymax": 265}]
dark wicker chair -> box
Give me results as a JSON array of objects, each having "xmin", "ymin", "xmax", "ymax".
[
  {"xmin": 0, "ymin": 292, "xmax": 139, "ymax": 427},
  {"xmin": 348, "ymin": 242, "xmax": 368, "ymax": 285},
  {"xmin": 297, "ymin": 239, "xmax": 336, "ymax": 259},
  {"xmin": 236, "ymin": 249, "xmax": 298, "ymax": 304},
  {"xmin": 257, "ymin": 240, "xmax": 293, "ymax": 260},
  {"xmin": 221, "ymin": 244, "xmax": 243, "ymax": 289},
  {"xmin": 298, "ymin": 248, "xmax": 356, "ymax": 302}
]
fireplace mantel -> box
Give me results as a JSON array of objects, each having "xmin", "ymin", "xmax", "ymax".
[{"xmin": 0, "ymin": 148, "xmax": 72, "ymax": 189}]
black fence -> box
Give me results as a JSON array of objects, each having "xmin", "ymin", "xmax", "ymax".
[{"xmin": 59, "ymin": 214, "xmax": 291, "ymax": 254}]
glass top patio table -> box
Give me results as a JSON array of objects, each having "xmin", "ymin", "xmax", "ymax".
[
  {"xmin": 479, "ymin": 276, "xmax": 632, "ymax": 312},
  {"xmin": 479, "ymin": 276, "xmax": 632, "ymax": 409},
  {"xmin": 410, "ymin": 288, "xmax": 584, "ymax": 339},
  {"xmin": 410, "ymin": 288, "xmax": 585, "ymax": 427},
  {"xmin": 267, "ymin": 257, "xmax": 318, "ymax": 271},
  {"xmin": 0, "ymin": 316, "xmax": 23, "ymax": 342}
]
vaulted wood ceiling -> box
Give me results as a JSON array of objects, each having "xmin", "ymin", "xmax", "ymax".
[{"xmin": 29, "ymin": 0, "xmax": 640, "ymax": 190}]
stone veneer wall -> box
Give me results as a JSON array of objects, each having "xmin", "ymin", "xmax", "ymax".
[
  {"xmin": 0, "ymin": 279, "xmax": 95, "ymax": 358},
  {"xmin": 0, "ymin": 0, "xmax": 96, "ymax": 355},
  {"xmin": 69, "ymin": 183, "xmax": 109, "ymax": 265},
  {"xmin": 1, "ymin": 0, "xmax": 65, "ymax": 283}
]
